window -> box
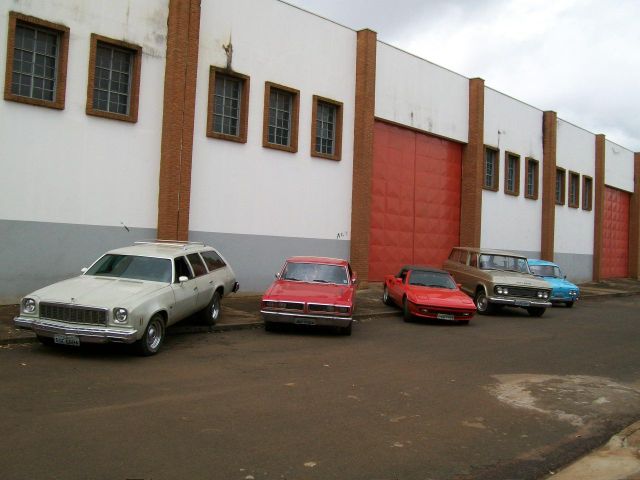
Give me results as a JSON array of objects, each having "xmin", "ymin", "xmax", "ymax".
[
  {"xmin": 4, "ymin": 11, "xmax": 69, "ymax": 109},
  {"xmin": 483, "ymin": 147, "xmax": 499, "ymax": 191},
  {"xmin": 86, "ymin": 34, "xmax": 141, "ymax": 122},
  {"xmin": 186, "ymin": 253, "xmax": 207, "ymax": 277},
  {"xmin": 201, "ymin": 250, "xmax": 226, "ymax": 271},
  {"xmin": 174, "ymin": 256, "xmax": 193, "ymax": 283},
  {"xmin": 263, "ymin": 82, "xmax": 299, "ymax": 153},
  {"xmin": 555, "ymin": 167, "xmax": 566, "ymax": 205},
  {"xmin": 207, "ymin": 67, "xmax": 249, "ymax": 143},
  {"xmin": 568, "ymin": 171, "xmax": 580, "ymax": 208},
  {"xmin": 582, "ymin": 175, "xmax": 593, "ymax": 211},
  {"xmin": 525, "ymin": 158, "xmax": 539, "ymax": 200},
  {"xmin": 311, "ymin": 95, "xmax": 343, "ymax": 161},
  {"xmin": 504, "ymin": 152, "xmax": 520, "ymax": 196}
]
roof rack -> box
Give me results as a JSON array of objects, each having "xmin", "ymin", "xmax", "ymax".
[{"xmin": 134, "ymin": 240, "xmax": 205, "ymax": 250}]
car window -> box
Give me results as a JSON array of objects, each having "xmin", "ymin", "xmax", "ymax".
[
  {"xmin": 283, "ymin": 262, "xmax": 349, "ymax": 285},
  {"xmin": 530, "ymin": 265, "xmax": 561, "ymax": 277},
  {"xmin": 174, "ymin": 256, "xmax": 194, "ymax": 282},
  {"xmin": 187, "ymin": 253, "xmax": 207, "ymax": 277},
  {"xmin": 448, "ymin": 249, "xmax": 459, "ymax": 262},
  {"xmin": 470, "ymin": 254, "xmax": 478, "ymax": 268},
  {"xmin": 201, "ymin": 250, "xmax": 226, "ymax": 271},
  {"xmin": 85, "ymin": 254, "xmax": 172, "ymax": 283},
  {"xmin": 480, "ymin": 254, "xmax": 529, "ymax": 273},
  {"xmin": 408, "ymin": 271, "xmax": 456, "ymax": 289}
]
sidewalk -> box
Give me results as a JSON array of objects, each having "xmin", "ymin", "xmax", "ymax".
[{"xmin": 2, "ymin": 278, "xmax": 640, "ymax": 479}]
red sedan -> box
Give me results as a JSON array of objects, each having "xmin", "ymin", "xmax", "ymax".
[
  {"xmin": 261, "ymin": 256, "xmax": 356, "ymax": 335},
  {"xmin": 383, "ymin": 265, "xmax": 475, "ymax": 324}
]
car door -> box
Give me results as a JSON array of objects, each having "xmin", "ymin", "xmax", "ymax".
[
  {"xmin": 186, "ymin": 252, "xmax": 214, "ymax": 310},
  {"xmin": 170, "ymin": 256, "xmax": 198, "ymax": 322},
  {"xmin": 389, "ymin": 269, "xmax": 408, "ymax": 302}
]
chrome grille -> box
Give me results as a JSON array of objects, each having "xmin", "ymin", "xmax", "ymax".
[
  {"xmin": 308, "ymin": 304, "xmax": 333, "ymax": 312},
  {"xmin": 40, "ymin": 303, "xmax": 107, "ymax": 325},
  {"xmin": 507, "ymin": 287, "xmax": 545, "ymax": 298}
]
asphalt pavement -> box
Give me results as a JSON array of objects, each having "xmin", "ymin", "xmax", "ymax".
[{"xmin": 2, "ymin": 277, "xmax": 640, "ymax": 479}]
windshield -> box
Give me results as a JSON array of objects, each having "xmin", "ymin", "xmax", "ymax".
[
  {"xmin": 408, "ymin": 270, "xmax": 456, "ymax": 289},
  {"xmin": 85, "ymin": 254, "xmax": 172, "ymax": 283},
  {"xmin": 530, "ymin": 265, "xmax": 562, "ymax": 278},
  {"xmin": 479, "ymin": 254, "xmax": 530, "ymax": 274},
  {"xmin": 282, "ymin": 262, "xmax": 349, "ymax": 285}
]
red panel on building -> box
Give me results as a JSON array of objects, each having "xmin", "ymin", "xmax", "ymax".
[
  {"xmin": 369, "ymin": 121, "xmax": 462, "ymax": 281},
  {"xmin": 602, "ymin": 187, "xmax": 630, "ymax": 278}
]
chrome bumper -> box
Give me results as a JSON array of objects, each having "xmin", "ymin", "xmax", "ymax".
[
  {"xmin": 261, "ymin": 310, "xmax": 352, "ymax": 327},
  {"xmin": 14, "ymin": 316, "xmax": 139, "ymax": 344},
  {"xmin": 487, "ymin": 297, "xmax": 552, "ymax": 308}
]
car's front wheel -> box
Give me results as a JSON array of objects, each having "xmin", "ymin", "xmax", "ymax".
[
  {"xmin": 526, "ymin": 307, "xmax": 546, "ymax": 317},
  {"xmin": 474, "ymin": 290, "xmax": 493, "ymax": 315},
  {"xmin": 200, "ymin": 291, "xmax": 221, "ymax": 326},
  {"xmin": 36, "ymin": 335, "xmax": 54, "ymax": 346},
  {"xmin": 403, "ymin": 297, "xmax": 413, "ymax": 322},
  {"xmin": 565, "ymin": 301, "xmax": 574, "ymax": 308},
  {"xmin": 339, "ymin": 322, "xmax": 353, "ymax": 336},
  {"xmin": 382, "ymin": 286, "xmax": 393, "ymax": 306},
  {"xmin": 136, "ymin": 313, "xmax": 165, "ymax": 356}
]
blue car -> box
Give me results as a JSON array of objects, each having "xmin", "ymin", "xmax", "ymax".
[{"xmin": 527, "ymin": 259, "xmax": 580, "ymax": 308}]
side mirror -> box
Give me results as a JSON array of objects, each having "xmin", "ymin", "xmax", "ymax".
[
  {"xmin": 178, "ymin": 275, "xmax": 188, "ymax": 283},
  {"xmin": 275, "ymin": 272, "xmax": 281, "ymax": 279},
  {"xmin": 80, "ymin": 267, "xmax": 88, "ymax": 274},
  {"xmin": 351, "ymin": 274, "xmax": 358, "ymax": 285},
  {"xmin": 457, "ymin": 283, "xmax": 462, "ymax": 289}
]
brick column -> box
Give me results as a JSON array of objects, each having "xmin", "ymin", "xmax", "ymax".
[
  {"xmin": 541, "ymin": 111, "xmax": 558, "ymax": 261},
  {"xmin": 157, "ymin": 0, "xmax": 201, "ymax": 241},
  {"xmin": 349, "ymin": 29, "xmax": 377, "ymax": 286},
  {"xmin": 592, "ymin": 134, "xmax": 606, "ymax": 281},
  {"xmin": 460, "ymin": 78, "xmax": 485, "ymax": 247},
  {"xmin": 629, "ymin": 152, "xmax": 640, "ymax": 278}
]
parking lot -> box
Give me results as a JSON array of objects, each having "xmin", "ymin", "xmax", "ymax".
[{"xmin": 2, "ymin": 294, "xmax": 640, "ymax": 480}]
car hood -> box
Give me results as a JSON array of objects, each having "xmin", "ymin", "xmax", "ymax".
[
  {"xmin": 541, "ymin": 276, "xmax": 580, "ymax": 291},
  {"xmin": 408, "ymin": 287, "xmax": 476, "ymax": 309},
  {"xmin": 263, "ymin": 280, "xmax": 354, "ymax": 305},
  {"xmin": 488, "ymin": 271, "xmax": 550, "ymax": 289},
  {"xmin": 30, "ymin": 275, "xmax": 167, "ymax": 308}
]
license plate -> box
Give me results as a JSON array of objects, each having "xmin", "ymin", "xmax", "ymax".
[
  {"xmin": 295, "ymin": 318, "xmax": 316, "ymax": 326},
  {"xmin": 515, "ymin": 300, "xmax": 531, "ymax": 307},
  {"xmin": 437, "ymin": 313, "xmax": 455, "ymax": 321},
  {"xmin": 54, "ymin": 334, "xmax": 80, "ymax": 346}
]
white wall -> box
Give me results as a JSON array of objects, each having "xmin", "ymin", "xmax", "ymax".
[
  {"xmin": 375, "ymin": 42, "xmax": 468, "ymax": 144},
  {"xmin": 555, "ymin": 119, "xmax": 596, "ymax": 256},
  {"xmin": 0, "ymin": 0, "xmax": 167, "ymax": 229},
  {"xmin": 190, "ymin": 0, "xmax": 357, "ymax": 241},
  {"xmin": 481, "ymin": 88, "xmax": 543, "ymax": 253},
  {"xmin": 605, "ymin": 140, "xmax": 635, "ymax": 193}
]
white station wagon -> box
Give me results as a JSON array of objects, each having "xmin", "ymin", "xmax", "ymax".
[{"xmin": 14, "ymin": 241, "xmax": 239, "ymax": 355}]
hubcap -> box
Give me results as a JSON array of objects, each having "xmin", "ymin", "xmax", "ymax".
[
  {"xmin": 147, "ymin": 319, "xmax": 163, "ymax": 350},
  {"xmin": 383, "ymin": 288, "xmax": 388, "ymax": 302},
  {"xmin": 210, "ymin": 297, "xmax": 220, "ymax": 320},
  {"xmin": 477, "ymin": 294, "xmax": 487, "ymax": 311}
]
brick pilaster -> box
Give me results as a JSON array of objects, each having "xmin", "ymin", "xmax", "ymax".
[
  {"xmin": 593, "ymin": 134, "xmax": 606, "ymax": 281},
  {"xmin": 629, "ymin": 152, "xmax": 640, "ymax": 278},
  {"xmin": 541, "ymin": 111, "xmax": 557, "ymax": 261},
  {"xmin": 349, "ymin": 29, "xmax": 377, "ymax": 286},
  {"xmin": 157, "ymin": 0, "xmax": 201, "ymax": 241},
  {"xmin": 460, "ymin": 78, "xmax": 485, "ymax": 247}
]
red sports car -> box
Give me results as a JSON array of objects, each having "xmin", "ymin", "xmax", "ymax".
[
  {"xmin": 383, "ymin": 265, "xmax": 475, "ymax": 324},
  {"xmin": 261, "ymin": 256, "xmax": 356, "ymax": 335}
]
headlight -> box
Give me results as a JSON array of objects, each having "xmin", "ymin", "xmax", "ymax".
[
  {"xmin": 495, "ymin": 286, "xmax": 509, "ymax": 295},
  {"xmin": 262, "ymin": 301, "xmax": 277, "ymax": 308},
  {"xmin": 335, "ymin": 306, "xmax": 350, "ymax": 314},
  {"xmin": 22, "ymin": 298, "xmax": 36, "ymax": 314},
  {"xmin": 537, "ymin": 291, "xmax": 549, "ymax": 299},
  {"xmin": 113, "ymin": 308, "xmax": 128, "ymax": 323}
]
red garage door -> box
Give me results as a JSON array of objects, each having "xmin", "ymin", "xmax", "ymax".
[
  {"xmin": 602, "ymin": 187, "xmax": 630, "ymax": 278},
  {"xmin": 369, "ymin": 121, "xmax": 461, "ymax": 281}
]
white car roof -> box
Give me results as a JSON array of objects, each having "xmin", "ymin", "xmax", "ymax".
[{"xmin": 107, "ymin": 242, "xmax": 213, "ymax": 259}]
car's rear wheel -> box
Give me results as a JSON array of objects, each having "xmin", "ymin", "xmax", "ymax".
[
  {"xmin": 136, "ymin": 314, "xmax": 165, "ymax": 356},
  {"xmin": 403, "ymin": 297, "xmax": 413, "ymax": 322},
  {"xmin": 565, "ymin": 301, "xmax": 574, "ymax": 308},
  {"xmin": 382, "ymin": 286, "xmax": 393, "ymax": 306},
  {"xmin": 474, "ymin": 290, "xmax": 493, "ymax": 315},
  {"xmin": 200, "ymin": 291, "xmax": 221, "ymax": 326},
  {"xmin": 526, "ymin": 307, "xmax": 546, "ymax": 317}
]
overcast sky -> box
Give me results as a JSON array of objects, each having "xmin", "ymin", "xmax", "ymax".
[{"xmin": 285, "ymin": 0, "xmax": 640, "ymax": 152}]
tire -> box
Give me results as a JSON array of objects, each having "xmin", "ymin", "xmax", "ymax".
[
  {"xmin": 403, "ymin": 297, "xmax": 413, "ymax": 322},
  {"xmin": 382, "ymin": 286, "xmax": 393, "ymax": 306},
  {"xmin": 474, "ymin": 290, "xmax": 493, "ymax": 315},
  {"xmin": 459, "ymin": 320, "xmax": 470, "ymax": 326},
  {"xmin": 526, "ymin": 307, "xmax": 546, "ymax": 317},
  {"xmin": 36, "ymin": 335, "xmax": 54, "ymax": 346},
  {"xmin": 565, "ymin": 301, "xmax": 574, "ymax": 308},
  {"xmin": 136, "ymin": 313, "xmax": 165, "ymax": 356},
  {"xmin": 339, "ymin": 322, "xmax": 353, "ymax": 336},
  {"xmin": 200, "ymin": 291, "xmax": 221, "ymax": 326},
  {"xmin": 264, "ymin": 320, "xmax": 276, "ymax": 332}
]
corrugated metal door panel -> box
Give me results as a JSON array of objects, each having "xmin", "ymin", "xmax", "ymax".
[
  {"xmin": 602, "ymin": 187, "xmax": 630, "ymax": 278},
  {"xmin": 369, "ymin": 121, "xmax": 462, "ymax": 281}
]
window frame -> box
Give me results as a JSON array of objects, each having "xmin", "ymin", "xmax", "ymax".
[
  {"xmin": 311, "ymin": 95, "xmax": 343, "ymax": 161},
  {"xmin": 555, "ymin": 167, "xmax": 567, "ymax": 206},
  {"xmin": 4, "ymin": 11, "xmax": 69, "ymax": 110},
  {"xmin": 206, "ymin": 66, "xmax": 250, "ymax": 143},
  {"xmin": 85, "ymin": 33, "xmax": 142, "ymax": 123},
  {"xmin": 568, "ymin": 171, "xmax": 580, "ymax": 208},
  {"xmin": 524, "ymin": 157, "xmax": 539, "ymax": 200},
  {"xmin": 263, "ymin": 81, "xmax": 299, "ymax": 153},
  {"xmin": 582, "ymin": 175, "xmax": 593, "ymax": 211},
  {"xmin": 504, "ymin": 151, "xmax": 520, "ymax": 196},
  {"xmin": 483, "ymin": 146, "xmax": 500, "ymax": 191}
]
